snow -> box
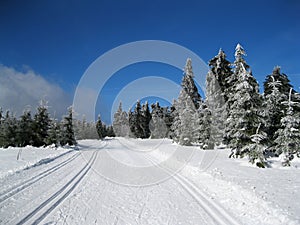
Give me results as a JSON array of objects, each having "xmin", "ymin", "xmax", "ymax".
[
  {"xmin": 0, "ymin": 138, "xmax": 299, "ymax": 224},
  {"xmin": 0, "ymin": 145, "xmax": 73, "ymax": 179}
]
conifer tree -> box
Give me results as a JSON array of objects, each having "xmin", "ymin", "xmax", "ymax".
[
  {"xmin": 206, "ymin": 49, "xmax": 230, "ymax": 146},
  {"xmin": 33, "ymin": 101, "xmax": 51, "ymax": 147},
  {"xmin": 61, "ymin": 107, "xmax": 76, "ymax": 146},
  {"xmin": 262, "ymin": 74, "xmax": 286, "ymax": 147},
  {"xmin": 225, "ymin": 44, "xmax": 262, "ymax": 156},
  {"xmin": 208, "ymin": 49, "xmax": 233, "ymax": 102},
  {"xmin": 96, "ymin": 114, "xmax": 104, "ymax": 139},
  {"xmin": 17, "ymin": 110, "xmax": 34, "ymax": 147},
  {"xmin": 46, "ymin": 118, "xmax": 61, "ymax": 147},
  {"xmin": 113, "ymin": 102, "xmax": 123, "ymax": 137},
  {"xmin": 181, "ymin": 58, "xmax": 202, "ymax": 109},
  {"xmin": 141, "ymin": 102, "xmax": 151, "ymax": 138},
  {"xmin": 150, "ymin": 102, "xmax": 168, "ymax": 138},
  {"xmin": 274, "ymin": 89, "xmax": 300, "ymax": 166}
]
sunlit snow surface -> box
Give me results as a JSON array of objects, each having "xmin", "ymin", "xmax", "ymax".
[{"xmin": 0, "ymin": 138, "xmax": 299, "ymax": 225}]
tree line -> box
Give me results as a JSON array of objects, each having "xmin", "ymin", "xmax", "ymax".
[
  {"xmin": 113, "ymin": 44, "xmax": 300, "ymax": 167},
  {"xmin": 0, "ymin": 102, "xmax": 114, "ymax": 148}
]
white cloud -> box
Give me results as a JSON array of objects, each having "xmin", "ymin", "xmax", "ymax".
[{"xmin": 0, "ymin": 64, "xmax": 71, "ymax": 118}]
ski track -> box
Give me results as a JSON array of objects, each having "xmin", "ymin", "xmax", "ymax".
[
  {"xmin": 0, "ymin": 152, "xmax": 80, "ymax": 204},
  {"xmin": 14, "ymin": 151, "xmax": 98, "ymax": 225},
  {"xmin": 142, "ymin": 154, "xmax": 240, "ymax": 225}
]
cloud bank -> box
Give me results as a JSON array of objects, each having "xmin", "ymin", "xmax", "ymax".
[{"xmin": 0, "ymin": 64, "xmax": 71, "ymax": 118}]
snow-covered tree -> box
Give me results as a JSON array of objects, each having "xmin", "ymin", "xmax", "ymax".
[
  {"xmin": 96, "ymin": 114, "xmax": 104, "ymax": 139},
  {"xmin": 208, "ymin": 48, "xmax": 233, "ymax": 102},
  {"xmin": 181, "ymin": 58, "xmax": 203, "ymax": 109},
  {"xmin": 274, "ymin": 89, "xmax": 300, "ymax": 166},
  {"xmin": 113, "ymin": 102, "xmax": 124, "ymax": 137},
  {"xmin": 206, "ymin": 49, "xmax": 229, "ymax": 146},
  {"xmin": 150, "ymin": 102, "xmax": 169, "ymax": 138},
  {"xmin": 32, "ymin": 101, "xmax": 51, "ymax": 147},
  {"xmin": 46, "ymin": 118, "xmax": 61, "ymax": 147},
  {"xmin": 61, "ymin": 107, "xmax": 76, "ymax": 146},
  {"xmin": 129, "ymin": 100, "xmax": 145, "ymax": 138},
  {"xmin": 262, "ymin": 74, "xmax": 286, "ymax": 147},
  {"xmin": 0, "ymin": 111, "xmax": 17, "ymax": 148},
  {"xmin": 172, "ymin": 90, "xmax": 200, "ymax": 146},
  {"xmin": 241, "ymin": 123, "xmax": 268, "ymax": 168},
  {"xmin": 225, "ymin": 44, "xmax": 262, "ymax": 156},
  {"xmin": 141, "ymin": 101, "xmax": 151, "ymax": 138},
  {"xmin": 17, "ymin": 110, "xmax": 34, "ymax": 147}
]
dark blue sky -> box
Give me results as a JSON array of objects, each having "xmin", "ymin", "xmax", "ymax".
[{"xmin": 1, "ymin": 0, "xmax": 299, "ymax": 123}]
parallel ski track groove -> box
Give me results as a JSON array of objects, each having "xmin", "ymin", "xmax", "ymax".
[
  {"xmin": 15, "ymin": 150, "xmax": 98, "ymax": 225},
  {"xmin": 143, "ymin": 154, "xmax": 240, "ymax": 225},
  {"xmin": 0, "ymin": 152, "xmax": 80, "ymax": 204}
]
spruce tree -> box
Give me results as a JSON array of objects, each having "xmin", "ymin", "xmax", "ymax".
[
  {"xmin": 33, "ymin": 101, "xmax": 51, "ymax": 147},
  {"xmin": 262, "ymin": 74, "xmax": 286, "ymax": 148},
  {"xmin": 181, "ymin": 58, "xmax": 203, "ymax": 109},
  {"xmin": 46, "ymin": 118, "xmax": 61, "ymax": 147},
  {"xmin": 113, "ymin": 102, "xmax": 123, "ymax": 137},
  {"xmin": 17, "ymin": 110, "xmax": 34, "ymax": 147},
  {"xmin": 0, "ymin": 111, "xmax": 17, "ymax": 148},
  {"xmin": 206, "ymin": 49, "xmax": 230, "ymax": 146},
  {"xmin": 208, "ymin": 49, "xmax": 233, "ymax": 102},
  {"xmin": 225, "ymin": 44, "xmax": 262, "ymax": 156},
  {"xmin": 141, "ymin": 102, "xmax": 151, "ymax": 138},
  {"xmin": 274, "ymin": 89, "xmax": 300, "ymax": 166},
  {"xmin": 150, "ymin": 102, "xmax": 168, "ymax": 138},
  {"xmin": 129, "ymin": 100, "xmax": 144, "ymax": 138},
  {"xmin": 61, "ymin": 107, "xmax": 76, "ymax": 146},
  {"xmin": 96, "ymin": 114, "xmax": 104, "ymax": 139},
  {"xmin": 173, "ymin": 90, "xmax": 200, "ymax": 146}
]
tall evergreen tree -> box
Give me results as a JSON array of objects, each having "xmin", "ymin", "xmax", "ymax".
[
  {"xmin": 208, "ymin": 49, "xmax": 233, "ymax": 102},
  {"xmin": 225, "ymin": 44, "xmax": 262, "ymax": 156},
  {"xmin": 206, "ymin": 49, "xmax": 230, "ymax": 146},
  {"xmin": 0, "ymin": 111, "xmax": 17, "ymax": 148},
  {"xmin": 61, "ymin": 107, "xmax": 76, "ymax": 146},
  {"xmin": 33, "ymin": 101, "xmax": 51, "ymax": 147},
  {"xmin": 150, "ymin": 102, "xmax": 168, "ymax": 138},
  {"xmin": 274, "ymin": 89, "xmax": 300, "ymax": 166},
  {"xmin": 181, "ymin": 58, "xmax": 203, "ymax": 109},
  {"xmin": 46, "ymin": 118, "xmax": 61, "ymax": 147},
  {"xmin": 262, "ymin": 75, "xmax": 286, "ymax": 148},
  {"xmin": 172, "ymin": 90, "xmax": 200, "ymax": 146},
  {"xmin": 141, "ymin": 102, "xmax": 151, "ymax": 138},
  {"xmin": 129, "ymin": 100, "xmax": 145, "ymax": 138},
  {"xmin": 96, "ymin": 114, "xmax": 104, "ymax": 139},
  {"xmin": 113, "ymin": 102, "xmax": 123, "ymax": 137},
  {"xmin": 17, "ymin": 110, "xmax": 34, "ymax": 147}
]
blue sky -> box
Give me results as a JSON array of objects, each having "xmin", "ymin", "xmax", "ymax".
[{"xmin": 0, "ymin": 0, "xmax": 299, "ymax": 123}]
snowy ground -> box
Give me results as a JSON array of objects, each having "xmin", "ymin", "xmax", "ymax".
[{"xmin": 0, "ymin": 138, "xmax": 299, "ymax": 225}]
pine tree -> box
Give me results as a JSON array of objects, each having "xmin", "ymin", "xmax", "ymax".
[
  {"xmin": 129, "ymin": 100, "xmax": 145, "ymax": 138},
  {"xmin": 262, "ymin": 74, "xmax": 286, "ymax": 148},
  {"xmin": 206, "ymin": 49, "xmax": 230, "ymax": 146},
  {"xmin": 61, "ymin": 107, "xmax": 76, "ymax": 146},
  {"xmin": 170, "ymin": 100, "xmax": 181, "ymax": 142},
  {"xmin": 150, "ymin": 102, "xmax": 168, "ymax": 138},
  {"xmin": 208, "ymin": 48, "xmax": 233, "ymax": 102},
  {"xmin": 0, "ymin": 111, "xmax": 18, "ymax": 148},
  {"xmin": 46, "ymin": 118, "xmax": 61, "ymax": 147},
  {"xmin": 181, "ymin": 58, "xmax": 203, "ymax": 109},
  {"xmin": 173, "ymin": 90, "xmax": 200, "ymax": 146},
  {"xmin": 241, "ymin": 123, "xmax": 268, "ymax": 168},
  {"xmin": 96, "ymin": 114, "xmax": 104, "ymax": 139},
  {"xmin": 33, "ymin": 101, "xmax": 51, "ymax": 147},
  {"xmin": 225, "ymin": 44, "xmax": 262, "ymax": 156},
  {"xmin": 17, "ymin": 110, "xmax": 34, "ymax": 147},
  {"xmin": 141, "ymin": 102, "xmax": 151, "ymax": 138},
  {"xmin": 274, "ymin": 89, "xmax": 300, "ymax": 166},
  {"xmin": 113, "ymin": 102, "xmax": 123, "ymax": 137}
]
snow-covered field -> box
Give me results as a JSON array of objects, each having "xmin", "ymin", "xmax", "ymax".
[{"xmin": 0, "ymin": 138, "xmax": 299, "ymax": 225}]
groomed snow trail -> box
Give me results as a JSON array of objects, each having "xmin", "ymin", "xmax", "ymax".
[{"xmin": 0, "ymin": 138, "xmax": 298, "ymax": 224}]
